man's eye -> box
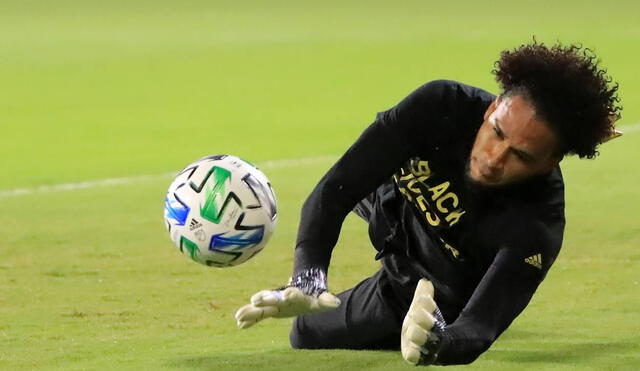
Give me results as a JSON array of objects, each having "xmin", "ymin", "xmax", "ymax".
[
  {"xmin": 493, "ymin": 126, "xmax": 503, "ymax": 138},
  {"xmin": 515, "ymin": 151, "xmax": 532, "ymax": 163}
]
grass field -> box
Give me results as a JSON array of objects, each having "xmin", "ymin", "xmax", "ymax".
[{"xmin": 1, "ymin": 1, "xmax": 639, "ymax": 369}]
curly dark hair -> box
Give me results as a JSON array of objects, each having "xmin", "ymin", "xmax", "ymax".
[{"xmin": 493, "ymin": 41, "xmax": 622, "ymax": 159}]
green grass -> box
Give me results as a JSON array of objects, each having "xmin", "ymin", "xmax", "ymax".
[{"xmin": 1, "ymin": 0, "xmax": 639, "ymax": 369}]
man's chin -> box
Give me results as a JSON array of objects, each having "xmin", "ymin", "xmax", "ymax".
[
  {"xmin": 464, "ymin": 164, "xmax": 510, "ymax": 191},
  {"xmin": 465, "ymin": 173, "xmax": 504, "ymax": 189},
  {"xmin": 464, "ymin": 170, "xmax": 532, "ymax": 192}
]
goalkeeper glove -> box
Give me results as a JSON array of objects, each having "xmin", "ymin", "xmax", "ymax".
[
  {"xmin": 234, "ymin": 267, "xmax": 341, "ymax": 329},
  {"xmin": 401, "ymin": 278, "xmax": 447, "ymax": 366}
]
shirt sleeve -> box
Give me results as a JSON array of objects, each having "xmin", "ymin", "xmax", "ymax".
[
  {"xmin": 436, "ymin": 212, "xmax": 564, "ymax": 365},
  {"xmin": 293, "ymin": 80, "xmax": 459, "ymax": 275}
]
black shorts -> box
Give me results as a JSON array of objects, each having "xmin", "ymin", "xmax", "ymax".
[{"xmin": 290, "ymin": 193, "xmax": 410, "ymax": 350}]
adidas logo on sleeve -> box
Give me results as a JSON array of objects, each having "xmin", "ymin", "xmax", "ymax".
[{"xmin": 524, "ymin": 254, "xmax": 542, "ymax": 270}]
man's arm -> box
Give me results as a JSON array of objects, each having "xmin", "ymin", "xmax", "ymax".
[
  {"xmin": 293, "ymin": 80, "xmax": 457, "ymax": 275},
  {"xmin": 435, "ymin": 212, "xmax": 563, "ymax": 364},
  {"xmin": 401, "ymin": 203, "xmax": 565, "ymax": 365},
  {"xmin": 401, "ymin": 246, "xmax": 552, "ymax": 365},
  {"xmin": 437, "ymin": 249, "xmax": 544, "ymax": 364},
  {"xmin": 236, "ymin": 81, "xmax": 460, "ymax": 327}
]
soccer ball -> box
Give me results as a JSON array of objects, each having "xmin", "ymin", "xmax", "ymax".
[{"xmin": 163, "ymin": 155, "xmax": 277, "ymax": 267}]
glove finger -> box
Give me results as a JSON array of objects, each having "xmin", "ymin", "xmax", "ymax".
[
  {"xmin": 237, "ymin": 319, "xmax": 257, "ymax": 329},
  {"xmin": 282, "ymin": 287, "xmax": 305, "ymax": 303},
  {"xmin": 317, "ymin": 292, "xmax": 341, "ymax": 309},
  {"xmin": 251, "ymin": 290, "xmax": 282, "ymax": 306},
  {"xmin": 276, "ymin": 287, "xmax": 341, "ymax": 314},
  {"xmin": 415, "ymin": 279, "xmax": 435, "ymax": 297},
  {"xmin": 405, "ymin": 323, "xmax": 428, "ymax": 345},
  {"xmin": 416, "ymin": 294, "xmax": 437, "ymax": 314},
  {"xmin": 402, "ymin": 342, "xmax": 422, "ymax": 365},
  {"xmin": 234, "ymin": 303, "xmax": 256, "ymax": 321},
  {"xmin": 283, "ymin": 287, "xmax": 315, "ymax": 309},
  {"xmin": 410, "ymin": 306, "xmax": 435, "ymax": 330},
  {"xmin": 282, "ymin": 288, "xmax": 340, "ymax": 308},
  {"xmin": 401, "ymin": 315, "xmax": 411, "ymax": 335},
  {"xmin": 235, "ymin": 304, "xmax": 280, "ymax": 322}
]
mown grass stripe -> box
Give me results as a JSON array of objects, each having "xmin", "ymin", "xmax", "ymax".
[{"xmin": 1, "ymin": 121, "xmax": 638, "ymax": 200}]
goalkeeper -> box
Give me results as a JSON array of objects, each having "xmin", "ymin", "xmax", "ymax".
[{"xmin": 235, "ymin": 41, "xmax": 622, "ymax": 365}]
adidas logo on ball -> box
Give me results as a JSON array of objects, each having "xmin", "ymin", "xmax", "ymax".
[{"xmin": 189, "ymin": 218, "xmax": 203, "ymax": 231}]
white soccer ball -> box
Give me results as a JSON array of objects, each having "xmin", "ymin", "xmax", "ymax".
[{"xmin": 163, "ymin": 155, "xmax": 277, "ymax": 267}]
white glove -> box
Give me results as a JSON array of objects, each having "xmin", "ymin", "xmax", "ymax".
[
  {"xmin": 401, "ymin": 278, "xmax": 446, "ymax": 366},
  {"xmin": 234, "ymin": 268, "xmax": 341, "ymax": 329}
]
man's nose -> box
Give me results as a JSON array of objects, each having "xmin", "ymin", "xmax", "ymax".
[{"xmin": 487, "ymin": 144, "xmax": 508, "ymax": 171}]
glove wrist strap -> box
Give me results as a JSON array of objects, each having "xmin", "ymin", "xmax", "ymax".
[{"xmin": 287, "ymin": 267, "xmax": 328, "ymax": 296}]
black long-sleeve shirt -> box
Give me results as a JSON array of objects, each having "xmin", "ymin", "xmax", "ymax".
[{"xmin": 294, "ymin": 80, "xmax": 565, "ymax": 364}]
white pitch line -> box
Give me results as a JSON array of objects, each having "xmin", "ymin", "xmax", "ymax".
[
  {"xmin": 1, "ymin": 122, "xmax": 638, "ymax": 200},
  {"xmin": 0, "ymin": 155, "xmax": 338, "ymax": 199},
  {"xmin": 0, "ymin": 173, "xmax": 178, "ymax": 199},
  {"xmin": 620, "ymin": 122, "xmax": 640, "ymax": 133},
  {"xmin": 258, "ymin": 155, "xmax": 338, "ymax": 169}
]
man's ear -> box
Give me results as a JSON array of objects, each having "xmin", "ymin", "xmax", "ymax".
[
  {"xmin": 544, "ymin": 152, "xmax": 563, "ymax": 170},
  {"xmin": 483, "ymin": 96, "xmax": 501, "ymax": 120},
  {"xmin": 601, "ymin": 114, "xmax": 622, "ymax": 143}
]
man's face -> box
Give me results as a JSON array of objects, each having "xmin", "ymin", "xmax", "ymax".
[{"xmin": 467, "ymin": 95, "xmax": 561, "ymax": 187}]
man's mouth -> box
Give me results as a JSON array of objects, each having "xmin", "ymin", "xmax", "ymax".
[{"xmin": 477, "ymin": 163, "xmax": 500, "ymax": 184}]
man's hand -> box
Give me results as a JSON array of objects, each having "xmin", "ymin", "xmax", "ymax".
[
  {"xmin": 401, "ymin": 279, "xmax": 447, "ymax": 366},
  {"xmin": 234, "ymin": 268, "xmax": 341, "ymax": 329}
]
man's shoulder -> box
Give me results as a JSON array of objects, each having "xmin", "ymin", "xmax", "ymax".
[
  {"xmin": 411, "ymin": 80, "xmax": 496, "ymax": 104},
  {"xmin": 396, "ymin": 80, "xmax": 496, "ymax": 132},
  {"xmin": 386, "ymin": 80, "xmax": 495, "ymax": 141},
  {"xmin": 383, "ymin": 80, "xmax": 495, "ymax": 121}
]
